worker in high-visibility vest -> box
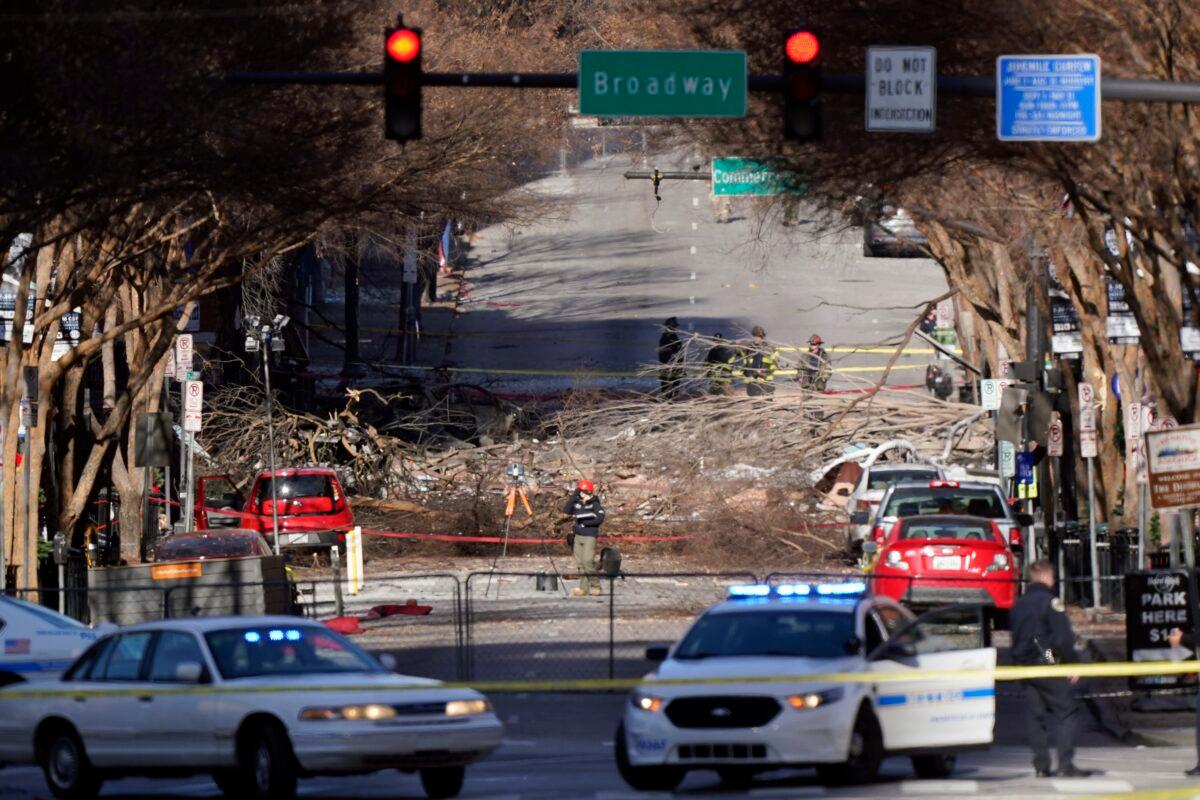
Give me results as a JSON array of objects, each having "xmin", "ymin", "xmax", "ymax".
[{"xmin": 738, "ymin": 326, "xmax": 779, "ymax": 399}]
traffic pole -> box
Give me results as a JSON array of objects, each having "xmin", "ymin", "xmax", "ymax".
[
  {"xmin": 1184, "ymin": 509, "xmax": 1196, "ymax": 569},
  {"xmin": 1086, "ymin": 456, "xmax": 1100, "ymax": 608},
  {"xmin": 182, "ymin": 430, "xmax": 194, "ymax": 533},
  {"xmin": 262, "ymin": 332, "xmax": 281, "ymax": 554}
]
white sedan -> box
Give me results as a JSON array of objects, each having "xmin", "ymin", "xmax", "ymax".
[
  {"xmin": 0, "ymin": 616, "xmax": 503, "ymax": 800},
  {"xmin": 0, "ymin": 595, "xmax": 103, "ymax": 684},
  {"xmin": 617, "ymin": 581, "xmax": 996, "ymax": 790}
]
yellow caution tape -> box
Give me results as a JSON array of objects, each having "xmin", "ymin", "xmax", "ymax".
[
  {"xmin": 2, "ymin": 660, "xmax": 1196, "ymax": 700},
  {"xmin": 316, "ymin": 364, "xmax": 928, "ymax": 380}
]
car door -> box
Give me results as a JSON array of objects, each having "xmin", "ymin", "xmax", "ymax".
[
  {"xmin": 198, "ymin": 475, "xmax": 246, "ymax": 529},
  {"xmin": 70, "ymin": 631, "xmax": 157, "ymax": 767},
  {"xmin": 131, "ymin": 630, "xmax": 221, "ymax": 765},
  {"xmin": 868, "ymin": 603, "xmax": 996, "ymax": 751}
]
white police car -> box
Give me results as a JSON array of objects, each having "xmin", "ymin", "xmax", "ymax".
[
  {"xmin": 616, "ymin": 581, "xmax": 996, "ymax": 790},
  {"xmin": 0, "ymin": 596, "xmax": 103, "ymax": 684}
]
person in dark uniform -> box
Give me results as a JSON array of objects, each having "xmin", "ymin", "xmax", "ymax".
[
  {"xmin": 657, "ymin": 317, "xmax": 684, "ymax": 400},
  {"xmin": 1167, "ymin": 626, "xmax": 1200, "ymax": 776},
  {"xmin": 704, "ymin": 333, "xmax": 736, "ymax": 395},
  {"xmin": 564, "ymin": 480, "xmax": 606, "ymax": 596},
  {"xmin": 1010, "ymin": 560, "xmax": 1094, "ymax": 778}
]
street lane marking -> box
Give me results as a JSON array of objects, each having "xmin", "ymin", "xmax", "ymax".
[
  {"xmin": 689, "ymin": 245, "xmax": 697, "ymax": 255},
  {"xmin": 901, "ymin": 780, "xmax": 978, "ymax": 794},
  {"xmin": 1051, "ymin": 779, "xmax": 1134, "ymax": 793},
  {"xmin": 692, "ymin": 221, "xmax": 698, "ymax": 230},
  {"xmin": 692, "ymin": 197, "xmax": 699, "ymax": 206},
  {"xmin": 749, "ymin": 788, "xmax": 826, "ymax": 797}
]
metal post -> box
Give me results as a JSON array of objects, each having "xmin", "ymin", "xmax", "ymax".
[
  {"xmin": 263, "ymin": 332, "xmax": 281, "ymax": 554},
  {"xmin": 1140, "ymin": 482, "xmax": 1151, "ymax": 566},
  {"xmin": 331, "ymin": 545, "xmax": 344, "ymax": 618},
  {"xmin": 182, "ymin": 430, "xmax": 195, "ymax": 532},
  {"xmin": 608, "ymin": 575, "xmax": 616, "ymax": 681},
  {"xmin": 22, "ymin": 432, "xmax": 33, "ymax": 591},
  {"xmin": 1087, "ymin": 457, "xmax": 1101, "ymax": 608},
  {"xmin": 177, "ymin": 381, "xmax": 186, "ymax": 507},
  {"xmin": 0, "ymin": 424, "xmax": 6, "ymax": 593},
  {"xmin": 1184, "ymin": 509, "xmax": 1197, "ymax": 569},
  {"xmin": 57, "ymin": 562, "xmax": 64, "ymax": 615},
  {"xmin": 163, "ymin": 374, "xmax": 172, "ymax": 531}
]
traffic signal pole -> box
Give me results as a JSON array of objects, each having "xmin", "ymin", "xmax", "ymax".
[{"xmin": 225, "ymin": 70, "xmax": 1200, "ymax": 104}]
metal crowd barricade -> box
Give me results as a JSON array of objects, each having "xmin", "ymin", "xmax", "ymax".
[{"xmin": 463, "ymin": 570, "xmax": 759, "ymax": 684}]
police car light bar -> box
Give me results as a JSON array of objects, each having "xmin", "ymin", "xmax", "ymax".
[
  {"xmin": 815, "ymin": 581, "xmax": 867, "ymax": 596},
  {"xmin": 728, "ymin": 584, "xmax": 772, "ymax": 597},
  {"xmin": 728, "ymin": 582, "xmax": 865, "ymax": 599}
]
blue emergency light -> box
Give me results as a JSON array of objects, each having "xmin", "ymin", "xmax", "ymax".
[
  {"xmin": 727, "ymin": 581, "xmax": 866, "ymax": 599},
  {"xmin": 727, "ymin": 584, "xmax": 772, "ymax": 598}
]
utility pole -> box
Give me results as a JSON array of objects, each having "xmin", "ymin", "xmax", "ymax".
[{"xmin": 245, "ymin": 315, "xmax": 289, "ymax": 554}]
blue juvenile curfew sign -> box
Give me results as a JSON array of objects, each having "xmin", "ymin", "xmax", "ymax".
[{"xmin": 997, "ymin": 54, "xmax": 1101, "ymax": 142}]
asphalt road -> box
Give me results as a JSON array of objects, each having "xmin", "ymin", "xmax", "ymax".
[
  {"xmin": 439, "ymin": 150, "xmax": 948, "ymax": 394},
  {"xmin": 1, "ymin": 690, "xmax": 1195, "ymax": 800},
  {"xmin": 303, "ymin": 147, "xmax": 951, "ymax": 394}
]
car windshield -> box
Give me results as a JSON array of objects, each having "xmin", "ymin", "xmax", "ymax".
[
  {"xmin": 156, "ymin": 534, "xmax": 258, "ymax": 560},
  {"xmin": 261, "ymin": 474, "xmax": 334, "ymax": 500},
  {"xmin": 674, "ymin": 610, "xmax": 856, "ymax": 659},
  {"xmin": 901, "ymin": 520, "xmax": 996, "ymax": 541},
  {"xmin": 867, "ymin": 469, "xmax": 936, "ymax": 490},
  {"xmin": 882, "ymin": 487, "xmax": 1006, "ymax": 519},
  {"xmin": 0, "ymin": 595, "xmax": 87, "ymax": 630},
  {"xmin": 205, "ymin": 625, "xmax": 382, "ymax": 679}
]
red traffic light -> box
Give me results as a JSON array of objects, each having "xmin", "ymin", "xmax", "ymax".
[
  {"xmin": 786, "ymin": 31, "xmax": 820, "ymax": 64},
  {"xmin": 386, "ymin": 28, "xmax": 421, "ymax": 62}
]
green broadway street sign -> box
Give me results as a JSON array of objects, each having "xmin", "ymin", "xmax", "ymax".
[
  {"xmin": 711, "ymin": 158, "xmax": 804, "ymax": 196},
  {"xmin": 579, "ymin": 50, "xmax": 747, "ymax": 118}
]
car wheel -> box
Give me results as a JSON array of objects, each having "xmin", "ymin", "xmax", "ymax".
[
  {"xmin": 912, "ymin": 753, "xmax": 956, "ymax": 779},
  {"xmin": 614, "ymin": 723, "xmax": 685, "ymax": 791},
  {"xmin": 816, "ymin": 706, "xmax": 883, "ymax": 785},
  {"xmin": 40, "ymin": 727, "xmax": 102, "ymax": 800},
  {"xmin": 236, "ymin": 723, "xmax": 297, "ymax": 800},
  {"xmin": 419, "ymin": 766, "xmax": 465, "ymax": 799}
]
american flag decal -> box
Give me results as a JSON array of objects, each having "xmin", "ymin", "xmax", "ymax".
[{"xmin": 4, "ymin": 638, "xmax": 31, "ymax": 655}]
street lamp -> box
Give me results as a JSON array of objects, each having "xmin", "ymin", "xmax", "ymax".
[{"xmin": 245, "ymin": 313, "xmax": 290, "ymax": 555}]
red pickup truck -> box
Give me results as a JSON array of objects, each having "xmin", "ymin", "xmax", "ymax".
[{"xmin": 195, "ymin": 467, "xmax": 354, "ymax": 550}]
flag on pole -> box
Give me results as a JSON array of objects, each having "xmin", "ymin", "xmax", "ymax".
[{"xmin": 437, "ymin": 220, "xmax": 453, "ymax": 273}]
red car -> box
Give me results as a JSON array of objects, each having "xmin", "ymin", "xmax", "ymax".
[
  {"xmin": 196, "ymin": 467, "xmax": 354, "ymax": 549},
  {"xmin": 868, "ymin": 514, "xmax": 1018, "ymax": 610}
]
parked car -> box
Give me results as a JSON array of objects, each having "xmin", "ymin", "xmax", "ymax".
[
  {"xmin": 153, "ymin": 529, "xmax": 273, "ymax": 562},
  {"xmin": 196, "ymin": 467, "xmax": 354, "ymax": 550},
  {"xmin": 0, "ymin": 596, "xmax": 104, "ymax": 686},
  {"xmin": 0, "ymin": 617, "xmax": 503, "ymax": 799},
  {"xmin": 868, "ymin": 480, "xmax": 1032, "ymax": 550},
  {"xmin": 846, "ymin": 463, "xmax": 943, "ymax": 553},
  {"xmin": 868, "ymin": 515, "xmax": 1019, "ymax": 611}
]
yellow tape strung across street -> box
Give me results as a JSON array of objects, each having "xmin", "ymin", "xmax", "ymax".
[
  {"xmin": 3, "ymin": 660, "xmax": 1198, "ymax": 701},
  {"xmin": 331, "ymin": 363, "xmax": 929, "ymax": 379}
]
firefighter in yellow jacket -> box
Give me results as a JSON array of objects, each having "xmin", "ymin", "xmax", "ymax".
[{"xmin": 739, "ymin": 326, "xmax": 779, "ymax": 398}]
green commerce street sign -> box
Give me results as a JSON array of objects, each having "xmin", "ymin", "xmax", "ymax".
[
  {"xmin": 711, "ymin": 158, "xmax": 804, "ymax": 196},
  {"xmin": 578, "ymin": 50, "xmax": 747, "ymax": 118}
]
